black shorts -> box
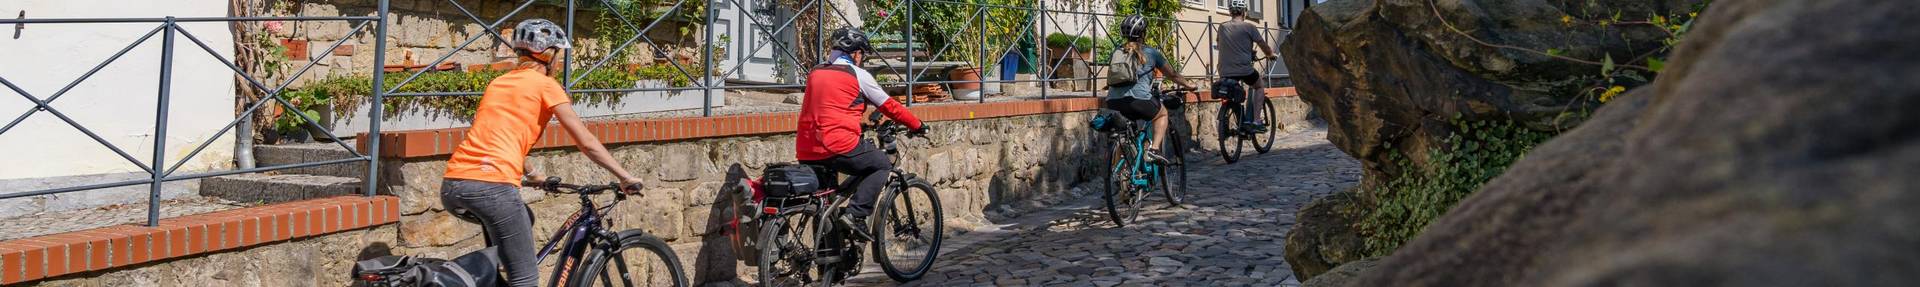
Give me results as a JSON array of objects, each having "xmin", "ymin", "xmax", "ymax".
[
  {"xmin": 1225, "ymin": 73, "xmax": 1261, "ymax": 85},
  {"xmin": 1105, "ymin": 97, "xmax": 1162, "ymax": 121}
]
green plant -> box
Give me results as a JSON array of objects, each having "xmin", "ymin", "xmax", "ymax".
[
  {"xmin": 272, "ymin": 88, "xmax": 329, "ymax": 134},
  {"xmin": 866, "ymin": 0, "xmax": 1035, "ymax": 67},
  {"xmin": 288, "ymin": 64, "xmax": 701, "ymax": 120},
  {"xmin": 584, "ymin": 0, "xmax": 710, "ymax": 66},
  {"xmin": 1358, "ymin": 119, "xmax": 1555, "ymax": 256},
  {"xmin": 1344, "ymin": 1, "xmax": 1712, "ymax": 260},
  {"xmin": 1045, "ymin": 32, "xmax": 1093, "ymax": 51}
]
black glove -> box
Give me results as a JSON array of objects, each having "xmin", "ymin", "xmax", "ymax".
[
  {"xmin": 620, "ymin": 180, "xmax": 645, "ymax": 195},
  {"xmin": 908, "ymin": 123, "xmax": 930, "ymax": 137}
]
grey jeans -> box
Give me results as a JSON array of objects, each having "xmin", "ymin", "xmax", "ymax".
[{"xmin": 440, "ymin": 179, "xmax": 538, "ymax": 287}]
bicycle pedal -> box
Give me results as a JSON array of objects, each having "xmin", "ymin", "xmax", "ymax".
[{"xmin": 816, "ymin": 256, "xmax": 843, "ymax": 265}]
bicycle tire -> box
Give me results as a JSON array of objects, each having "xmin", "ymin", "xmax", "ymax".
[
  {"xmin": 1103, "ymin": 138, "xmax": 1138, "ymax": 227},
  {"xmin": 757, "ymin": 213, "xmax": 818, "ymax": 287},
  {"xmin": 1216, "ymin": 104, "xmax": 1245, "ymax": 164},
  {"xmin": 568, "ymin": 230, "xmax": 688, "ymax": 287},
  {"xmin": 871, "ymin": 179, "xmax": 945, "ymax": 282},
  {"xmin": 1162, "ymin": 131, "xmax": 1187, "ymax": 206},
  {"xmin": 1254, "ymin": 96, "xmax": 1278, "ymax": 154}
]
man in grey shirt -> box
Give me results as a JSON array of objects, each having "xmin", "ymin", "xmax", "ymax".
[{"xmin": 1216, "ymin": 0, "xmax": 1277, "ymax": 131}]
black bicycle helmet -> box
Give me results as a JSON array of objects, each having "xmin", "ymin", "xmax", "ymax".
[
  {"xmin": 829, "ymin": 27, "xmax": 871, "ymax": 53},
  {"xmin": 1119, "ymin": 15, "xmax": 1148, "ymax": 40}
]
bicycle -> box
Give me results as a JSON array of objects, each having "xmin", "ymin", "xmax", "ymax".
[
  {"xmin": 353, "ymin": 178, "xmax": 688, "ymax": 287},
  {"xmin": 1213, "ymin": 57, "xmax": 1281, "ymax": 164},
  {"xmin": 733, "ymin": 118, "xmax": 944, "ymax": 286},
  {"xmin": 1092, "ymin": 86, "xmax": 1195, "ymax": 227}
]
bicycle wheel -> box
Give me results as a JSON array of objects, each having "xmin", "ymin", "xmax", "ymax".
[
  {"xmin": 813, "ymin": 204, "xmax": 863, "ymax": 287},
  {"xmin": 1104, "ymin": 139, "xmax": 1144, "ymax": 227},
  {"xmin": 1253, "ymin": 96, "xmax": 1279, "ymax": 154},
  {"xmin": 757, "ymin": 212, "xmax": 820, "ymax": 286},
  {"xmin": 569, "ymin": 230, "xmax": 688, "ymax": 287},
  {"xmin": 1161, "ymin": 131, "xmax": 1187, "ymax": 206},
  {"xmin": 1215, "ymin": 103, "xmax": 1245, "ymax": 164},
  {"xmin": 871, "ymin": 179, "xmax": 944, "ymax": 282}
]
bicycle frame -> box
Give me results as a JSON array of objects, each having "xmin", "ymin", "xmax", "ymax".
[
  {"xmin": 530, "ymin": 193, "xmax": 616, "ymax": 287},
  {"xmin": 1112, "ymin": 123, "xmax": 1162, "ymax": 189}
]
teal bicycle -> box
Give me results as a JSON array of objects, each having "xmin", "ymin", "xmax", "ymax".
[{"xmin": 1092, "ymin": 87, "xmax": 1194, "ymax": 227}]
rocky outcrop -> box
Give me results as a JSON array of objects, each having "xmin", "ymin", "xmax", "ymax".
[
  {"xmin": 1301, "ymin": 257, "xmax": 1380, "ymax": 287},
  {"xmin": 1337, "ymin": 0, "xmax": 1920, "ymax": 285},
  {"xmin": 1277, "ymin": 0, "xmax": 1700, "ymax": 277}
]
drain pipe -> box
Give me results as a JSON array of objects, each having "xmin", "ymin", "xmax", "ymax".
[{"xmin": 235, "ymin": 114, "xmax": 255, "ymax": 169}]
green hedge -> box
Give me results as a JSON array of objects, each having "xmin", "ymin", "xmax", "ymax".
[{"xmin": 275, "ymin": 65, "xmax": 704, "ymax": 132}]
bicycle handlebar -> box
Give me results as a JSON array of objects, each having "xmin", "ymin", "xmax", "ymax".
[{"xmin": 522, "ymin": 177, "xmax": 642, "ymax": 196}]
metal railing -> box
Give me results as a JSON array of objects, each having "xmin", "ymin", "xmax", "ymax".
[
  {"xmin": 0, "ymin": 0, "xmax": 1288, "ymax": 226},
  {"xmin": 0, "ymin": 4, "xmax": 393, "ymax": 226}
]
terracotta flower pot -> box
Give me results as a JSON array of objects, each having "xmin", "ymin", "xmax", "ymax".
[
  {"xmin": 948, "ymin": 67, "xmax": 983, "ymax": 90},
  {"xmin": 895, "ymin": 83, "xmax": 944, "ymax": 103}
]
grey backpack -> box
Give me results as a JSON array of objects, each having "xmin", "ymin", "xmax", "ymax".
[{"xmin": 1107, "ymin": 48, "xmax": 1148, "ymax": 87}]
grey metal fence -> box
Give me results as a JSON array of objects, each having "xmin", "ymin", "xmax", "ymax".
[
  {"xmin": 0, "ymin": 4, "xmax": 394, "ymax": 226},
  {"xmin": 0, "ymin": 0, "xmax": 1287, "ymax": 226}
]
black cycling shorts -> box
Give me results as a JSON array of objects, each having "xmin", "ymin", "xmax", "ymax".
[
  {"xmin": 1106, "ymin": 97, "xmax": 1162, "ymax": 121},
  {"xmin": 1225, "ymin": 73, "xmax": 1261, "ymax": 86}
]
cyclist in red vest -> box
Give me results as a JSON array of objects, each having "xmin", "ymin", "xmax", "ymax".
[{"xmin": 796, "ymin": 27, "xmax": 926, "ymax": 241}]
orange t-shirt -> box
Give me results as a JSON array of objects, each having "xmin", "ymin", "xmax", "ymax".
[{"xmin": 443, "ymin": 68, "xmax": 571, "ymax": 186}]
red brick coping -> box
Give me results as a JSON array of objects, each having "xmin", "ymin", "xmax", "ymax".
[
  {"xmin": 0, "ymin": 196, "xmax": 400, "ymax": 284},
  {"xmin": 358, "ymin": 87, "xmax": 1296, "ymax": 158}
]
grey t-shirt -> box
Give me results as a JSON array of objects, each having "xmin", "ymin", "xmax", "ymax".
[{"xmin": 1215, "ymin": 21, "xmax": 1265, "ymax": 77}]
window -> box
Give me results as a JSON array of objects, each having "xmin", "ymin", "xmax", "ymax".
[
  {"xmin": 1184, "ymin": 0, "xmax": 1208, "ymax": 9},
  {"xmin": 1215, "ymin": 0, "xmax": 1263, "ymax": 19}
]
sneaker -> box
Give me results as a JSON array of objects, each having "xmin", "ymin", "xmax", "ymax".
[
  {"xmin": 1246, "ymin": 122, "xmax": 1269, "ymax": 134},
  {"xmin": 837, "ymin": 214, "xmax": 873, "ymax": 242},
  {"xmin": 1144, "ymin": 149, "xmax": 1171, "ymax": 164}
]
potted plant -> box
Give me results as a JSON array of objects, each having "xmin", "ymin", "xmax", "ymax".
[
  {"xmin": 1045, "ymin": 33, "xmax": 1095, "ymax": 61},
  {"xmin": 272, "ymin": 89, "xmax": 334, "ymax": 143}
]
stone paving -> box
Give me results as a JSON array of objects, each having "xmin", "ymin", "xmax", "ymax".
[
  {"xmin": 842, "ymin": 129, "xmax": 1362, "ymax": 286},
  {"xmin": 0, "ymin": 197, "xmax": 244, "ymax": 241}
]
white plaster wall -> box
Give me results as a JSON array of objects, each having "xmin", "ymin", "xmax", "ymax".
[
  {"xmin": 0, "ymin": 2, "xmax": 236, "ymax": 182},
  {"xmin": 1037, "ymin": 0, "xmax": 1116, "ymax": 41}
]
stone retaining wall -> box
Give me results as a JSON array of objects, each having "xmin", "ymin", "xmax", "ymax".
[{"xmin": 12, "ymin": 92, "xmax": 1312, "ymax": 285}]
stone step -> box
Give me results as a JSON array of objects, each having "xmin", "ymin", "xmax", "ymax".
[
  {"xmin": 255, "ymin": 141, "xmax": 367, "ymax": 178},
  {"xmin": 199, "ymin": 174, "xmax": 363, "ymax": 204}
]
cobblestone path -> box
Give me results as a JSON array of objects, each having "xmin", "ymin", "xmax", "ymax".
[{"xmin": 843, "ymin": 129, "xmax": 1362, "ymax": 286}]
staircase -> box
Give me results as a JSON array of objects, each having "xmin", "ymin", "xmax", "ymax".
[{"xmin": 198, "ymin": 141, "xmax": 367, "ymax": 203}]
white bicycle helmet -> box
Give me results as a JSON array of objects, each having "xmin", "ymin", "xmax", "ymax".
[
  {"xmin": 1227, "ymin": 0, "xmax": 1249, "ymax": 15},
  {"xmin": 511, "ymin": 19, "xmax": 571, "ymax": 55}
]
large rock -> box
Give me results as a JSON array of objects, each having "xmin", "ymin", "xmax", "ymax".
[
  {"xmin": 1278, "ymin": 0, "xmax": 1700, "ymax": 276},
  {"xmin": 1340, "ymin": 0, "xmax": 1920, "ymax": 285}
]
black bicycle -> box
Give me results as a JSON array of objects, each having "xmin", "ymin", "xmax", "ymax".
[
  {"xmin": 739, "ymin": 118, "xmax": 944, "ymax": 286},
  {"xmin": 354, "ymin": 178, "xmax": 688, "ymax": 287},
  {"xmin": 1214, "ymin": 57, "xmax": 1281, "ymax": 163}
]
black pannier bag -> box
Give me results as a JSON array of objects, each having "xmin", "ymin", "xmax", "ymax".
[
  {"xmin": 352, "ymin": 247, "xmax": 502, "ymax": 287},
  {"xmin": 762, "ymin": 163, "xmax": 821, "ymax": 198}
]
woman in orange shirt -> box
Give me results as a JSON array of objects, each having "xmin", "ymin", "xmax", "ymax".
[{"xmin": 439, "ymin": 19, "xmax": 642, "ymax": 287}]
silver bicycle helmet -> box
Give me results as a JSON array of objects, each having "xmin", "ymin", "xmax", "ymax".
[
  {"xmin": 511, "ymin": 19, "xmax": 571, "ymax": 54},
  {"xmin": 1227, "ymin": 0, "xmax": 1249, "ymax": 15}
]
